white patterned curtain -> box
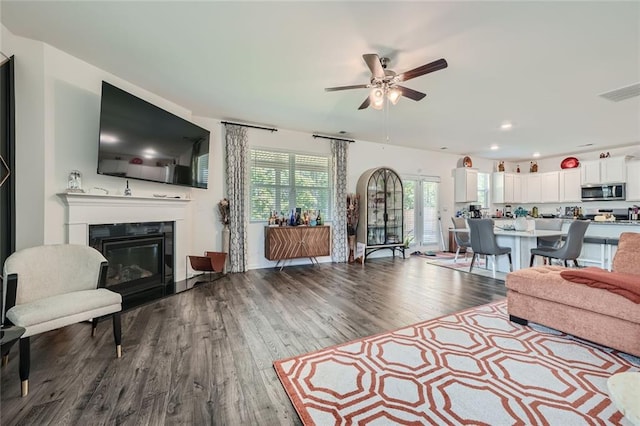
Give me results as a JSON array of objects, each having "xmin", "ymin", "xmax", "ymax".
[
  {"xmin": 224, "ymin": 124, "xmax": 248, "ymax": 272},
  {"xmin": 331, "ymin": 139, "xmax": 349, "ymax": 263}
]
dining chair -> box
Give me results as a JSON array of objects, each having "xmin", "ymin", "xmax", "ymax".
[
  {"xmin": 467, "ymin": 218, "xmax": 512, "ymax": 278},
  {"xmin": 533, "ymin": 219, "xmax": 564, "ymax": 265},
  {"xmin": 451, "ymin": 217, "xmax": 471, "ymax": 262},
  {"xmin": 2, "ymin": 244, "xmax": 122, "ymax": 397},
  {"xmin": 529, "ymin": 220, "xmax": 590, "ymax": 267}
]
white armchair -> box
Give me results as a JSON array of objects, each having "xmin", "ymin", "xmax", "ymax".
[{"xmin": 2, "ymin": 244, "xmax": 123, "ymax": 396}]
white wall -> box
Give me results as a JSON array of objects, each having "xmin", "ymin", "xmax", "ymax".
[
  {"xmin": 0, "ymin": 27, "xmax": 531, "ymax": 271},
  {"xmin": 3, "ymin": 28, "xmax": 201, "ymax": 253},
  {"xmin": 9, "ymin": 26, "xmax": 637, "ymax": 274}
]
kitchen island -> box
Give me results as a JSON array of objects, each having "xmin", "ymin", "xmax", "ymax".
[{"xmin": 457, "ymin": 219, "xmax": 640, "ymax": 272}]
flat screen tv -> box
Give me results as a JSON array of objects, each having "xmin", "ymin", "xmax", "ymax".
[{"xmin": 97, "ymin": 81, "xmax": 210, "ymax": 189}]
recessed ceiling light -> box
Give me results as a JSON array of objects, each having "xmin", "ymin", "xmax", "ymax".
[
  {"xmin": 533, "ymin": 152, "xmax": 541, "ymax": 158},
  {"xmin": 490, "ymin": 144, "xmax": 499, "ymax": 150},
  {"xmin": 500, "ymin": 122, "xmax": 513, "ymax": 130}
]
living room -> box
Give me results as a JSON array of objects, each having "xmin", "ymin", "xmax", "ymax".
[{"xmin": 1, "ymin": 2, "xmax": 639, "ymax": 424}]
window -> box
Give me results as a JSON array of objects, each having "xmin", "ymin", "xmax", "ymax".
[
  {"xmin": 477, "ymin": 172, "xmax": 490, "ymax": 209},
  {"xmin": 197, "ymin": 153, "xmax": 209, "ymax": 186},
  {"xmin": 250, "ymin": 149, "xmax": 331, "ymax": 221},
  {"xmin": 403, "ymin": 176, "xmax": 440, "ymax": 248}
]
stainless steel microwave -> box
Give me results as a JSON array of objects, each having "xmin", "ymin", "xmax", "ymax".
[{"xmin": 581, "ymin": 183, "xmax": 626, "ymax": 201}]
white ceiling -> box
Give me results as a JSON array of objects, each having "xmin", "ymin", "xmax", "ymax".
[{"xmin": 2, "ymin": 1, "xmax": 639, "ymax": 161}]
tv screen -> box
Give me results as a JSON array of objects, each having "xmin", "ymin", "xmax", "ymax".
[{"xmin": 97, "ymin": 81, "xmax": 210, "ymax": 189}]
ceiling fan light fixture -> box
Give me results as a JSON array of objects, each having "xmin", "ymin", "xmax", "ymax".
[
  {"xmin": 370, "ymin": 88, "xmax": 385, "ymax": 109},
  {"xmin": 371, "ymin": 98, "xmax": 384, "ymax": 110},
  {"xmin": 388, "ymin": 87, "xmax": 401, "ymax": 105}
]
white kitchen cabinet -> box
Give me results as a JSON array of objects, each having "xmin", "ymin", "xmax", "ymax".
[
  {"xmin": 627, "ymin": 161, "xmax": 640, "ymax": 201},
  {"xmin": 581, "ymin": 156, "xmax": 629, "ymax": 184},
  {"xmin": 492, "ymin": 172, "xmax": 523, "ymax": 203},
  {"xmin": 524, "ymin": 173, "xmax": 542, "ymax": 203},
  {"xmin": 559, "ymin": 168, "xmax": 581, "ymax": 202},
  {"xmin": 492, "ymin": 172, "xmax": 505, "ymax": 204},
  {"xmin": 581, "ymin": 160, "xmax": 601, "ymax": 184},
  {"xmin": 540, "ymin": 171, "xmax": 560, "ymax": 202},
  {"xmin": 454, "ymin": 168, "xmax": 478, "ymax": 202},
  {"xmin": 601, "ymin": 156, "xmax": 628, "ymax": 183},
  {"xmin": 512, "ymin": 174, "xmax": 522, "ymax": 203}
]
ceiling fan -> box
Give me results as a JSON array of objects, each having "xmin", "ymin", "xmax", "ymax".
[{"xmin": 325, "ymin": 54, "xmax": 448, "ymax": 110}]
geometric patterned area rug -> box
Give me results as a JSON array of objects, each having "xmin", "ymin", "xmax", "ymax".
[{"xmin": 274, "ymin": 301, "xmax": 640, "ymax": 425}]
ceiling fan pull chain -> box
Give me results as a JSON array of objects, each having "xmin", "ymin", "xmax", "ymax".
[{"xmin": 385, "ymin": 99, "xmax": 390, "ymax": 143}]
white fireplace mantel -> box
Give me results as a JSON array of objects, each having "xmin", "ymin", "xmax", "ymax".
[{"xmin": 58, "ymin": 192, "xmax": 191, "ymax": 280}]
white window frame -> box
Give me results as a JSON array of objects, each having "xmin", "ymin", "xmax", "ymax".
[
  {"xmin": 249, "ymin": 148, "xmax": 332, "ymax": 222},
  {"xmin": 402, "ymin": 174, "xmax": 440, "ymax": 248}
]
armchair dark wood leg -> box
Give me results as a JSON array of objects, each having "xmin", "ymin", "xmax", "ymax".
[
  {"xmin": 529, "ymin": 254, "xmax": 535, "ymax": 267},
  {"xmin": 112, "ymin": 312, "xmax": 122, "ymax": 358},
  {"xmin": 91, "ymin": 318, "xmax": 99, "ymax": 337},
  {"xmin": 509, "ymin": 315, "xmax": 528, "ymax": 325},
  {"xmin": 19, "ymin": 337, "xmax": 30, "ymax": 397}
]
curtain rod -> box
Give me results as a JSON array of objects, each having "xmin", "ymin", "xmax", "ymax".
[
  {"xmin": 221, "ymin": 121, "xmax": 277, "ymax": 132},
  {"xmin": 312, "ymin": 134, "xmax": 355, "ymax": 143}
]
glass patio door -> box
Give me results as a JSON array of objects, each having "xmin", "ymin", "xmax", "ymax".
[{"xmin": 403, "ymin": 176, "xmax": 440, "ymax": 249}]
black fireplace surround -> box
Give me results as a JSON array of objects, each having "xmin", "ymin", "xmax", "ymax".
[{"xmin": 89, "ymin": 221, "xmax": 174, "ymax": 309}]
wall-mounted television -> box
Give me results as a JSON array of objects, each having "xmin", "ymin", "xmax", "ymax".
[{"xmin": 97, "ymin": 81, "xmax": 210, "ymax": 189}]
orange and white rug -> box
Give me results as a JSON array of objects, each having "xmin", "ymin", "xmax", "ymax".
[{"xmin": 274, "ymin": 301, "xmax": 639, "ymax": 425}]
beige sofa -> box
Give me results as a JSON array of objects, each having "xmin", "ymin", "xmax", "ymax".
[{"xmin": 506, "ymin": 232, "xmax": 640, "ymax": 357}]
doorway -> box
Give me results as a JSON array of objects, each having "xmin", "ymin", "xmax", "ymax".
[{"xmin": 403, "ymin": 176, "xmax": 440, "ymax": 251}]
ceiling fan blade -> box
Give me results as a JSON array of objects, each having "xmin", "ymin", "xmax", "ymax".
[
  {"xmin": 397, "ymin": 58, "xmax": 448, "ymax": 82},
  {"xmin": 363, "ymin": 54, "xmax": 385, "ymax": 79},
  {"xmin": 395, "ymin": 85, "xmax": 426, "ymax": 101},
  {"xmin": 358, "ymin": 96, "xmax": 371, "ymax": 110},
  {"xmin": 325, "ymin": 84, "xmax": 369, "ymax": 92}
]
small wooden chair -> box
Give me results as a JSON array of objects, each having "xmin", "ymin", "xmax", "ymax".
[{"xmin": 186, "ymin": 251, "xmax": 227, "ymax": 283}]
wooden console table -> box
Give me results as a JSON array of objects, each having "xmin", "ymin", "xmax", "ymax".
[{"xmin": 264, "ymin": 225, "xmax": 331, "ymax": 269}]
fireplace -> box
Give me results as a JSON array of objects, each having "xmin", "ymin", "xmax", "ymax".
[{"xmin": 89, "ymin": 221, "xmax": 174, "ymax": 306}]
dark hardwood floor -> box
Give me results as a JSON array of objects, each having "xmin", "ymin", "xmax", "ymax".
[{"xmin": 0, "ymin": 257, "xmax": 506, "ymax": 425}]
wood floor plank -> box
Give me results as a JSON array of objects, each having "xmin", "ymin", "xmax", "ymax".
[{"xmin": 1, "ymin": 257, "xmax": 506, "ymax": 425}]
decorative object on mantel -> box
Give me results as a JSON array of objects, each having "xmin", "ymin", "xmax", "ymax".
[
  {"xmin": 124, "ymin": 180, "xmax": 132, "ymax": 196},
  {"xmin": 218, "ymin": 198, "xmax": 231, "ymax": 273},
  {"xmin": 66, "ymin": 170, "xmax": 84, "ymax": 193},
  {"xmin": 346, "ymin": 193, "xmax": 360, "ymax": 263},
  {"xmin": 530, "ymin": 161, "xmax": 538, "ymax": 173},
  {"xmin": 561, "ymin": 157, "xmax": 580, "ymax": 169},
  {"xmin": 498, "ymin": 161, "xmax": 505, "ymax": 172}
]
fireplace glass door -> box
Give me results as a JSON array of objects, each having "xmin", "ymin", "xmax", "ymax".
[{"xmin": 102, "ymin": 235, "xmax": 164, "ymax": 294}]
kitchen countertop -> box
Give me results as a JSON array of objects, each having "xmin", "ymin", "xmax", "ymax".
[{"xmin": 492, "ymin": 217, "xmax": 639, "ymax": 226}]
